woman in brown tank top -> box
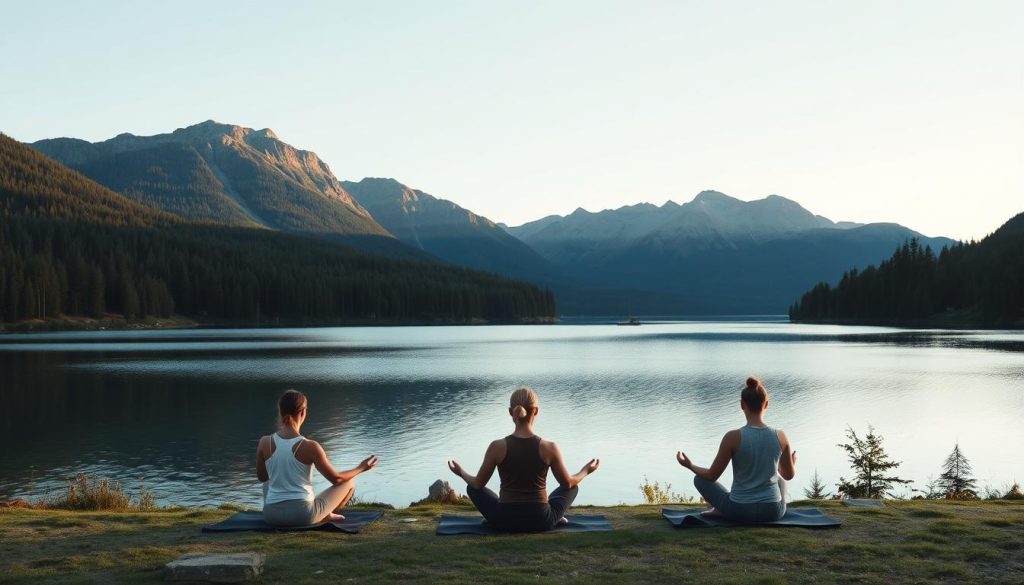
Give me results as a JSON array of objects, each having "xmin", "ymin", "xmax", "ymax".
[{"xmin": 447, "ymin": 387, "xmax": 600, "ymax": 532}]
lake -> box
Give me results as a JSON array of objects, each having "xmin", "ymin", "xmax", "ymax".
[{"xmin": 2, "ymin": 320, "xmax": 1022, "ymax": 508}]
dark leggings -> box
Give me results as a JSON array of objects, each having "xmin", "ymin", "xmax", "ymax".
[
  {"xmin": 693, "ymin": 476, "xmax": 786, "ymax": 523},
  {"xmin": 466, "ymin": 485, "xmax": 578, "ymax": 532}
]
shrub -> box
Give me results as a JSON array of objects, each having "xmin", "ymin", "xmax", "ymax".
[
  {"xmin": 639, "ymin": 476, "xmax": 696, "ymax": 505},
  {"xmin": 42, "ymin": 474, "xmax": 155, "ymax": 511},
  {"xmin": 981, "ymin": 483, "xmax": 1023, "ymax": 501},
  {"xmin": 1005, "ymin": 483, "xmax": 1024, "ymax": 500}
]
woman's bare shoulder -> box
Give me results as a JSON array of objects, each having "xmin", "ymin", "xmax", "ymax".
[{"xmin": 256, "ymin": 434, "xmax": 273, "ymax": 456}]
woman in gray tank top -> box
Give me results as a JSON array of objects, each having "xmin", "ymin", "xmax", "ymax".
[
  {"xmin": 447, "ymin": 387, "xmax": 601, "ymax": 532},
  {"xmin": 676, "ymin": 377, "xmax": 797, "ymax": 523}
]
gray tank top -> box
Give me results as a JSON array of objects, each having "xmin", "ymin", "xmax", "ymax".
[{"xmin": 729, "ymin": 425, "xmax": 782, "ymax": 504}]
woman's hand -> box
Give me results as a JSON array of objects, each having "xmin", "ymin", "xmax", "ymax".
[
  {"xmin": 447, "ymin": 460, "xmax": 466, "ymax": 479},
  {"xmin": 580, "ymin": 458, "xmax": 600, "ymax": 476},
  {"xmin": 359, "ymin": 455, "xmax": 378, "ymax": 472},
  {"xmin": 676, "ymin": 451, "xmax": 693, "ymax": 470}
]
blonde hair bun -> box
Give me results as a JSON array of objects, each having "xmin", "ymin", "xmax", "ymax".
[{"xmin": 509, "ymin": 387, "xmax": 538, "ymax": 420}]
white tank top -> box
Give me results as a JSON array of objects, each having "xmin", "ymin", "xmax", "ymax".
[{"xmin": 264, "ymin": 434, "xmax": 315, "ymax": 505}]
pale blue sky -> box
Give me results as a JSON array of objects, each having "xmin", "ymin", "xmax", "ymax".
[{"xmin": 2, "ymin": 1, "xmax": 1021, "ymax": 240}]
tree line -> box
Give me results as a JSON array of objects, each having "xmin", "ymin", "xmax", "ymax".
[
  {"xmin": 803, "ymin": 425, "xmax": 1022, "ymax": 501},
  {"xmin": 0, "ymin": 134, "xmax": 556, "ymax": 325},
  {"xmin": 789, "ymin": 215, "xmax": 1024, "ymax": 327}
]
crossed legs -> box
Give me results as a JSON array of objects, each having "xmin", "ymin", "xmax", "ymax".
[{"xmin": 312, "ymin": 479, "xmax": 357, "ymax": 523}]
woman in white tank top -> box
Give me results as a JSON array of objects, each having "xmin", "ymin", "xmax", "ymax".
[{"xmin": 255, "ymin": 389, "xmax": 378, "ymax": 527}]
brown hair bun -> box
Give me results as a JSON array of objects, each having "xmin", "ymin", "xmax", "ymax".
[
  {"xmin": 278, "ymin": 389, "xmax": 307, "ymax": 424},
  {"xmin": 741, "ymin": 377, "xmax": 768, "ymax": 413}
]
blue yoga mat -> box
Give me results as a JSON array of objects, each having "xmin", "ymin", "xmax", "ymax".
[
  {"xmin": 662, "ymin": 507, "xmax": 840, "ymax": 528},
  {"xmin": 436, "ymin": 514, "xmax": 612, "ymax": 535},
  {"xmin": 202, "ymin": 510, "xmax": 383, "ymax": 533}
]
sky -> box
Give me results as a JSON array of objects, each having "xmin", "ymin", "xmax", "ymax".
[{"xmin": 2, "ymin": 0, "xmax": 1021, "ymax": 241}]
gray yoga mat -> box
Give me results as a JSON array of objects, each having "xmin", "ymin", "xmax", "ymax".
[
  {"xmin": 202, "ymin": 510, "xmax": 383, "ymax": 533},
  {"xmin": 436, "ymin": 514, "xmax": 612, "ymax": 535},
  {"xmin": 662, "ymin": 507, "xmax": 840, "ymax": 528}
]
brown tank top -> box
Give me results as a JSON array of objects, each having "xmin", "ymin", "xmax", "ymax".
[{"xmin": 497, "ymin": 435, "xmax": 548, "ymax": 503}]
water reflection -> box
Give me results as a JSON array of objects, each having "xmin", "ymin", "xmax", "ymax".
[{"xmin": 1, "ymin": 323, "xmax": 1022, "ymax": 507}]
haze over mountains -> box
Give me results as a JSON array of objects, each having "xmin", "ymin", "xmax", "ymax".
[
  {"xmin": 342, "ymin": 177, "xmax": 554, "ymax": 280},
  {"xmin": 508, "ymin": 191, "xmax": 954, "ymax": 314},
  {"xmin": 24, "ymin": 120, "xmax": 959, "ymax": 316},
  {"xmin": 510, "ymin": 191, "xmax": 854, "ymax": 261}
]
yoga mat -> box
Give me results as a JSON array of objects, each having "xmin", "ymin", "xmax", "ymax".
[
  {"xmin": 202, "ymin": 510, "xmax": 383, "ymax": 533},
  {"xmin": 662, "ymin": 507, "xmax": 841, "ymax": 528},
  {"xmin": 436, "ymin": 514, "xmax": 612, "ymax": 535}
]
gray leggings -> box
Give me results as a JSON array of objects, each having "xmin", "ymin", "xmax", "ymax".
[
  {"xmin": 466, "ymin": 485, "xmax": 578, "ymax": 532},
  {"xmin": 261, "ymin": 480, "xmax": 355, "ymax": 527},
  {"xmin": 693, "ymin": 476, "xmax": 786, "ymax": 523}
]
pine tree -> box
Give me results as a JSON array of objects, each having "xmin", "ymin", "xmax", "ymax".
[
  {"xmin": 937, "ymin": 443, "xmax": 977, "ymax": 499},
  {"xmin": 836, "ymin": 425, "xmax": 911, "ymax": 499},
  {"xmin": 804, "ymin": 468, "xmax": 831, "ymax": 499}
]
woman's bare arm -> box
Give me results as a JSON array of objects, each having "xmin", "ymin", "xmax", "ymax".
[
  {"xmin": 448, "ymin": 440, "xmax": 502, "ymax": 489},
  {"xmin": 301, "ymin": 440, "xmax": 376, "ymax": 485},
  {"xmin": 547, "ymin": 441, "xmax": 599, "ymax": 489},
  {"xmin": 777, "ymin": 429, "xmax": 797, "ymax": 480},
  {"xmin": 677, "ymin": 431, "xmax": 739, "ymax": 481},
  {"xmin": 255, "ymin": 436, "xmax": 270, "ymax": 482}
]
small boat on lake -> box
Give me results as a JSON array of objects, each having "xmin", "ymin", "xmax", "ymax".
[{"xmin": 618, "ymin": 317, "xmax": 641, "ymax": 326}]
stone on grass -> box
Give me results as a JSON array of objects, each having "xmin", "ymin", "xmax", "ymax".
[
  {"xmin": 427, "ymin": 479, "xmax": 462, "ymax": 504},
  {"xmin": 164, "ymin": 552, "xmax": 265, "ymax": 583}
]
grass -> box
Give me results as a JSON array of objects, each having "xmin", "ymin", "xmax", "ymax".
[{"xmin": 0, "ymin": 500, "xmax": 1022, "ymax": 584}]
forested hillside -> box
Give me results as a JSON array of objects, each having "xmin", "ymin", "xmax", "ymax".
[
  {"xmin": 0, "ymin": 134, "xmax": 556, "ymax": 326},
  {"xmin": 74, "ymin": 142, "xmax": 262, "ymax": 226},
  {"xmin": 789, "ymin": 214, "xmax": 1024, "ymax": 327}
]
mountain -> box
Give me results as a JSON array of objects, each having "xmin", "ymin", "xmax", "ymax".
[
  {"xmin": 790, "ymin": 212, "xmax": 1024, "ymax": 327},
  {"xmin": 30, "ymin": 121, "xmax": 420, "ymax": 256},
  {"xmin": 509, "ymin": 191, "xmax": 849, "ymax": 263},
  {"xmin": 0, "ymin": 133, "xmax": 555, "ymax": 326},
  {"xmin": 507, "ymin": 191, "xmax": 953, "ymax": 314},
  {"xmin": 341, "ymin": 178, "xmax": 555, "ymax": 280}
]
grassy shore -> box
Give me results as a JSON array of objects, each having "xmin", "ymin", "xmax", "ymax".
[{"xmin": 1, "ymin": 500, "xmax": 1022, "ymax": 584}]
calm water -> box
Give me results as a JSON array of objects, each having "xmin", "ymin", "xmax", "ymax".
[{"xmin": 1, "ymin": 321, "xmax": 1022, "ymax": 507}]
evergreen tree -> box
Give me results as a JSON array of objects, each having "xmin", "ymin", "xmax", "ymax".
[
  {"xmin": 790, "ymin": 212, "xmax": 1024, "ymax": 328},
  {"xmin": 937, "ymin": 443, "xmax": 977, "ymax": 499},
  {"xmin": 803, "ymin": 468, "xmax": 831, "ymax": 499},
  {"xmin": 836, "ymin": 425, "xmax": 911, "ymax": 498}
]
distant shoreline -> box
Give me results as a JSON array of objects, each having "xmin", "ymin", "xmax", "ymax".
[
  {"xmin": 790, "ymin": 313, "xmax": 1024, "ymax": 330},
  {"xmin": 8, "ymin": 313, "xmax": 1021, "ymax": 334},
  {"xmin": 0, "ymin": 314, "xmax": 559, "ymax": 334}
]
